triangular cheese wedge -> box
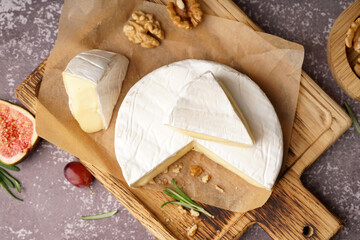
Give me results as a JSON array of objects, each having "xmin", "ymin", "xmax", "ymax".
[{"xmin": 165, "ymin": 71, "xmax": 255, "ymax": 147}]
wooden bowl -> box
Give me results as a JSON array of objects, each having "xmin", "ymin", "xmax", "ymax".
[{"xmin": 327, "ymin": 0, "xmax": 360, "ymax": 101}]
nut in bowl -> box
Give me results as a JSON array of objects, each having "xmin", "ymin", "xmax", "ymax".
[
  {"xmin": 327, "ymin": 0, "xmax": 360, "ymax": 101},
  {"xmin": 345, "ymin": 17, "xmax": 360, "ymax": 76}
]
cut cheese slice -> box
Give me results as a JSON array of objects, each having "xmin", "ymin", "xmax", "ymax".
[
  {"xmin": 114, "ymin": 59, "xmax": 283, "ymax": 190},
  {"xmin": 63, "ymin": 49, "xmax": 129, "ymax": 133},
  {"xmin": 165, "ymin": 71, "xmax": 254, "ymax": 147}
]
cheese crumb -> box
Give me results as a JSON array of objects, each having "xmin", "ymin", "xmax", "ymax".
[
  {"xmin": 202, "ymin": 174, "xmax": 211, "ymax": 183},
  {"xmin": 215, "ymin": 185, "xmax": 224, "ymax": 193},
  {"xmin": 178, "ymin": 205, "xmax": 187, "ymax": 215},
  {"xmin": 187, "ymin": 224, "xmax": 198, "ymax": 237},
  {"xmin": 172, "ymin": 162, "xmax": 183, "ymax": 173},
  {"xmin": 149, "ymin": 179, "xmax": 156, "ymax": 184},
  {"xmin": 163, "ymin": 167, "xmax": 168, "ymax": 174},
  {"xmin": 189, "ymin": 165, "xmax": 203, "ymax": 177},
  {"xmin": 190, "ymin": 209, "xmax": 200, "ymax": 217},
  {"xmin": 162, "ymin": 178, "xmax": 168, "ymax": 186}
]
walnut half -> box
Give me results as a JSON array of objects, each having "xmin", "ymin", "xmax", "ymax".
[
  {"xmin": 123, "ymin": 11, "xmax": 165, "ymax": 48},
  {"xmin": 354, "ymin": 58, "xmax": 360, "ymax": 77},
  {"xmin": 345, "ymin": 17, "xmax": 360, "ymax": 51},
  {"xmin": 166, "ymin": 0, "xmax": 203, "ymax": 30}
]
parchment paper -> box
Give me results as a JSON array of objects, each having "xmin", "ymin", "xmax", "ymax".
[{"xmin": 36, "ymin": 0, "xmax": 304, "ymax": 212}]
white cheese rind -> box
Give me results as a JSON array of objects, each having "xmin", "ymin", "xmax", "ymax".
[
  {"xmin": 164, "ymin": 71, "xmax": 254, "ymax": 147},
  {"xmin": 114, "ymin": 60, "xmax": 283, "ymax": 189},
  {"xmin": 63, "ymin": 49, "xmax": 129, "ymax": 132}
]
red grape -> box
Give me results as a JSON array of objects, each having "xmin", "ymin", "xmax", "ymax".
[{"xmin": 64, "ymin": 161, "xmax": 93, "ymax": 188}]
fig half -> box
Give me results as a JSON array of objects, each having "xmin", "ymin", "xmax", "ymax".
[{"xmin": 0, "ymin": 99, "xmax": 39, "ymax": 165}]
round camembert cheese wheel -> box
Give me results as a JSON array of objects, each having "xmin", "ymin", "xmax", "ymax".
[{"xmin": 114, "ymin": 60, "xmax": 283, "ymax": 189}]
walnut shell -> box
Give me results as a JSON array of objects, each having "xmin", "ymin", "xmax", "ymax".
[
  {"xmin": 166, "ymin": 0, "xmax": 203, "ymax": 30},
  {"xmin": 123, "ymin": 10, "xmax": 164, "ymax": 48}
]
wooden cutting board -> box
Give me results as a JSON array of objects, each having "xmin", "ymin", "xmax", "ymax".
[{"xmin": 15, "ymin": 0, "xmax": 351, "ymax": 239}]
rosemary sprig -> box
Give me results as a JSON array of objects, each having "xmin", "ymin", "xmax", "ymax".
[
  {"xmin": 80, "ymin": 210, "xmax": 118, "ymax": 220},
  {"xmin": 0, "ymin": 162, "xmax": 22, "ymax": 201},
  {"xmin": 0, "ymin": 168, "xmax": 21, "ymax": 193},
  {"xmin": 0, "ymin": 171, "xmax": 15, "ymax": 188},
  {"xmin": 161, "ymin": 178, "xmax": 214, "ymax": 218},
  {"xmin": 0, "ymin": 162, "xmax": 20, "ymax": 172},
  {"xmin": 344, "ymin": 102, "xmax": 360, "ymax": 135},
  {"xmin": 0, "ymin": 175, "xmax": 22, "ymax": 201}
]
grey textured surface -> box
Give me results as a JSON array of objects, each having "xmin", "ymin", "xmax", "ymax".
[{"xmin": 0, "ymin": 0, "xmax": 359, "ymax": 239}]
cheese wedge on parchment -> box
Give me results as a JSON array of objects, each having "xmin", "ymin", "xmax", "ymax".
[
  {"xmin": 165, "ymin": 71, "xmax": 254, "ymax": 147},
  {"xmin": 63, "ymin": 49, "xmax": 129, "ymax": 133}
]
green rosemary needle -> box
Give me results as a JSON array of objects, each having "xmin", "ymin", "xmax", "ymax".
[
  {"xmin": 0, "ymin": 162, "xmax": 22, "ymax": 200},
  {"xmin": 80, "ymin": 210, "xmax": 118, "ymax": 220},
  {"xmin": 0, "ymin": 162, "xmax": 20, "ymax": 172},
  {"xmin": 161, "ymin": 178, "xmax": 214, "ymax": 218},
  {"xmin": 0, "ymin": 175, "xmax": 22, "ymax": 201},
  {"xmin": 344, "ymin": 102, "xmax": 360, "ymax": 135},
  {"xmin": 0, "ymin": 168, "xmax": 21, "ymax": 193}
]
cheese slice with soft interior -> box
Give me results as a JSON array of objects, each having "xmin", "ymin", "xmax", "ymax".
[
  {"xmin": 63, "ymin": 49, "xmax": 129, "ymax": 133},
  {"xmin": 114, "ymin": 60, "xmax": 283, "ymax": 190},
  {"xmin": 165, "ymin": 71, "xmax": 254, "ymax": 147}
]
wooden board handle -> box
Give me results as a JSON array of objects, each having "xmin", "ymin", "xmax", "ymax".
[
  {"xmin": 81, "ymin": 161, "xmax": 178, "ymax": 240},
  {"xmin": 245, "ymin": 169, "xmax": 342, "ymax": 240},
  {"xmin": 15, "ymin": 59, "xmax": 46, "ymax": 114}
]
